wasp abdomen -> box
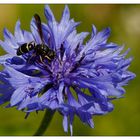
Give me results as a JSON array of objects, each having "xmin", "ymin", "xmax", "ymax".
[{"xmin": 17, "ymin": 42, "xmax": 35, "ymax": 56}]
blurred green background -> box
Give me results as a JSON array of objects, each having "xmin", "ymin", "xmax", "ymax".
[{"xmin": 0, "ymin": 4, "xmax": 139, "ymax": 136}]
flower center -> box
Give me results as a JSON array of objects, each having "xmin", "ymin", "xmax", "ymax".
[{"xmin": 50, "ymin": 59, "xmax": 72, "ymax": 84}]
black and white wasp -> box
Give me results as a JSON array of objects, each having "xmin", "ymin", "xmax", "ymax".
[{"xmin": 16, "ymin": 14, "xmax": 55, "ymax": 63}]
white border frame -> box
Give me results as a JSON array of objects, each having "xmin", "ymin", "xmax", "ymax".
[
  {"xmin": 0, "ymin": 0, "xmax": 140, "ymax": 4},
  {"xmin": 0, "ymin": 1, "xmax": 140, "ymax": 140}
]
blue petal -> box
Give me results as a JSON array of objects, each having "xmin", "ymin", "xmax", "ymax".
[
  {"xmin": 4, "ymin": 66, "xmax": 30, "ymax": 88},
  {"xmin": 3, "ymin": 28, "xmax": 18, "ymax": 49},
  {"xmin": 39, "ymin": 88, "xmax": 58, "ymax": 109},
  {"xmin": 49, "ymin": 99, "xmax": 59, "ymax": 110},
  {"xmin": 57, "ymin": 82, "xmax": 64, "ymax": 104},
  {"xmin": 42, "ymin": 23, "xmax": 55, "ymax": 49},
  {"xmin": 30, "ymin": 18, "xmax": 42, "ymax": 44},
  {"xmin": 70, "ymin": 123, "xmax": 73, "ymax": 136},
  {"xmin": 44, "ymin": 5, "xmax": 80, "ymax": 49},
  {"xmin": 4, "ymin": 65, "xmax": 45, "ymax": 89},
  {"xmin": 63, "ymin": 115, "xmax": 68, "ymax": 132},
  {"xmin": 58, "ymin": 20, "xmax": 80, "ymax": 48},
  {"xmin": 118, "ymin": 57, "xmax": 133, "ymax": 70},
  {"xmin": 67, "ymin": 32, "xmax": 89, "ymax": 56},
  {"xmin": 95, "ymin": 27, "xmax": 111, "ymax": 43},
  {"xmin": 10, "ymin": 85, "xmax": 27, "ymax": 106},
  {"xmin": 0, "ymin": 75, "xmax": 13, "ymax": 105},
  {"xmin": 82, "ymin": 27, "xmax": 111, "ymax": 54},
  {"xmin": 14, "ymin": 20, "xmax": 34, "ymax": 44},
  {"xmin": 10, "ymin": 56, "xmax": 25, "ymax": 65},
  {"xmin": 76, "ymin": 110, "xmax": 94, "ymax": 128},
  {"xmin": 0, "ymin": 54, "xmax": 14, "ymax": 64},
  {"xmin": 44, "ymin": 5, "xmax": 58, "ymax": 48},
  {"xmin": 3, "ymin": 28, "xmax": 16, "ymax": 43},
  {"xmin": 26, "ymin": 97, "xmax": 41, "ymax": 112},
  {"xmin": 44, "ymin": 5, "xmax": 56, "ymax": 26},
  {"xmin": 18, "ymin": 95, "xmax": 40, "ymax": 111},
  {"xmin": 23, "ymin": 30, "xmax": 34, "ymax": 43},
  {"xmin": 66, "ymin": 87, "xmax": 80, "ymax": 107},
  {"xmin": 14, "ymin": 20, "xmax": 24, "ymax": 42},
  {"xmin": 0, "ymin": 40, "xmax": 16, "ymax": 55},
  {"xmin": 91, "ymin": 24, "xmax": 97, "ymax": 38},
  {"xmin": 60, "ymin": 5, "xmax": 70, "ymax": 26},
  {"xmin": 18, "ymin": 96, "xmax": 31, "ymax": 110}
]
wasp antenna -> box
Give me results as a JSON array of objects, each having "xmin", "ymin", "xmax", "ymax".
[
  {"xmin": 34, "ymin": 13, "xmax": 41, "ymax": 22},
  {"xmin": 34, "ymin": 13, "xmax": 44, "ymax": 43}
]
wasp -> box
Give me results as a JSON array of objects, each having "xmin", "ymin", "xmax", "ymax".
[{"xmin": 16, "ymin": 14, "xmax": 55, "ymax": 63}]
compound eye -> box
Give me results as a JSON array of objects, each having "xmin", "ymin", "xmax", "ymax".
[
  {"xmin": 29, "ymin": 42, "xmax": 35, "ymax": 48},
  {"xmin": 29, "ymin": 41, "xmax": 35, "ymax": 47},
  {"xmin": 28, "ymin": 44, "xmax": 32, "ymax": 49}
]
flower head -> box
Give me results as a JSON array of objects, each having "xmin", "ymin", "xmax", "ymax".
[{"xmin": 0, "ymin": 5, "xmax": 135, "ymax": 135}]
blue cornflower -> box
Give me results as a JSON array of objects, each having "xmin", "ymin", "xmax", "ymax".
[{"xmin": 0, "ymin": 5, "xmax": 135, "ymax": 135}]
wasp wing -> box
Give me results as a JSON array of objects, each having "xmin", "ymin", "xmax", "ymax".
[{"xmin": 34, "ymin": 14, "xmax": 44, "ymax": 44}]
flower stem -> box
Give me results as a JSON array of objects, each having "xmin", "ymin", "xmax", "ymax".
[{"xmin": 34, "ymin": 109, "xmax": 55, "ymax": 136}]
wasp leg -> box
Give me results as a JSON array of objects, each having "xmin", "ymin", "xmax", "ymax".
[
  {"xmin": 44, "ymin": 55, "xmax": 51, "ymax": 61},
  {"xmin": 27, "ymin": 53, "xmax": 36, "ymax": 64},
  {"xmin": 39, "ymin": 55, "xmax": 50, "ymax": 66},
  {"xmin": 38, "ymin": 55, "xmax": 52, "ymax": 74}
]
